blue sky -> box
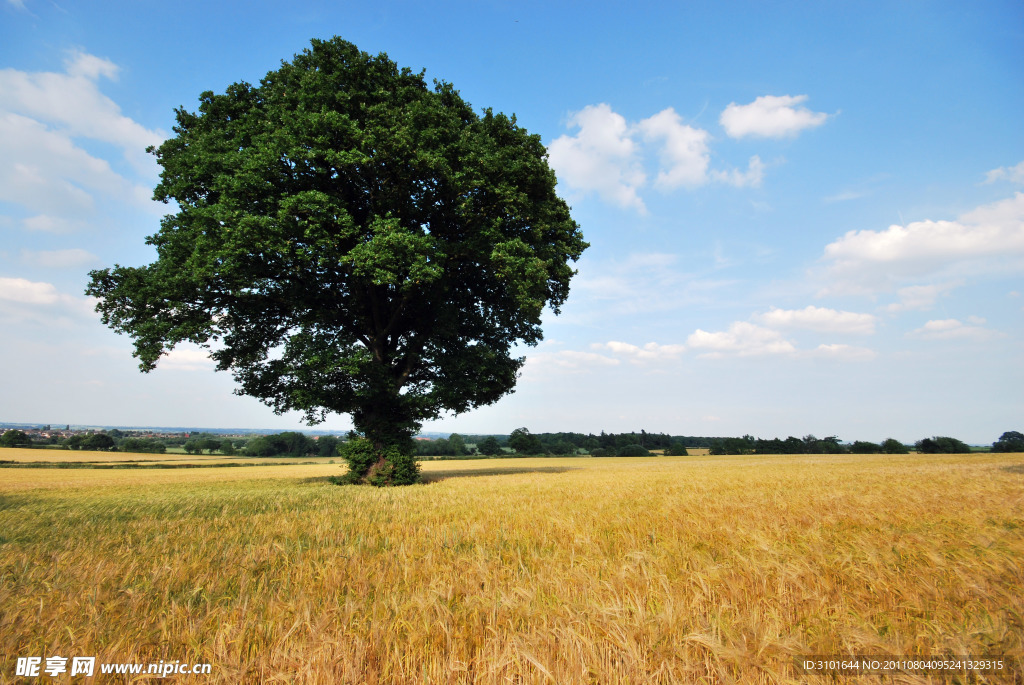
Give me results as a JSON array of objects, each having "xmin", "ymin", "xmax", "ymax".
[{"xmin": 1, "ymin": 1, "xmax": 1021, "ymax": 443}]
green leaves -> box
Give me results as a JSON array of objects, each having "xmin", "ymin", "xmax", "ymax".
[
  {"xmin": 87, "ymin": 36, "xmax": 586, "ymax": 482},
  {"xmin": 343, "ymin": 217, "xmax": 442, "ymax": 290},
  {"xmin": 490, "ymin": 238, "xmax": 548, "ymax": 320}
]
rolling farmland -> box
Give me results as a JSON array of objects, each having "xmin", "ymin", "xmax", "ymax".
[{"xmin": 1, "ymin": 452, "xmax": 1022, "ymax": 683}]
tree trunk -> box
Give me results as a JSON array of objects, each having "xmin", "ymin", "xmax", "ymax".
[{"xmin": 344, "ymin": 392, "xmax": 421, "ymax": 486}]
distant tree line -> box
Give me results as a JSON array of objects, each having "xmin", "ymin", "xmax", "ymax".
[
  {"xmin": 707, "ymin": 435, "xmax": 909, "ymax": 455},
  {"xmin": 415, "ymin": 429, "xmax": 1024, "ymax": 458},
  {"xmin": 0, "ymin": 428, "xmax": 346, "ymax": 457},
  {"xmin": 704, "ymin": 434, "xmax": 990, "ymax": 456},
  {"xmin": 236, "ymin": 432, "xmax": 341, "ymax": 457},
  {"xmin": 415, "ymin": 433, "xmax": 470, "ymax": 457},
  {"xmin": 453, "ymin": 429, "xmax": 720, "ymax": 457},
  {"xmin": 3, "ymin": 427, "xmax": 1022, "ymax": 458}
]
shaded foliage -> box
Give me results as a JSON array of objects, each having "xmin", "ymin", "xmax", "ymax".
[
  {"xmin": 881, "ymin": 438, "xmax": 909, "ymax": 454},
  {"xmin": 243, "ymin": 432, "xmax": 318, "ymax": 457},
  {"xmin": 0, "ymin": 431, "xmax": 31, "ymax": 448},
  {"xmin": 915, "ymin": 436, "xmax": 972, "ymax": 454},
  {"xmin": 992, "ymin": 431, "xmax": 1024, "ymax": 453},
  {"xmin": 119, "ymin": 438, "xmax": 168, "ymax": 454}
]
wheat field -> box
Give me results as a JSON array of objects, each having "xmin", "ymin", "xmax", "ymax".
[
  {"xmin": 0, "ymin": 447, "xmax": 339, "ymax": 466},
  {"xmin": 1, "ymin": 452, "xmax": 1022, "ymax": 683}
]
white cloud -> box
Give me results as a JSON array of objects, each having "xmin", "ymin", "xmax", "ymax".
[
  {"xmin": 158, "ymin": 346, "xmax": 217, "ymax": 372},
  {"xmin": 549, "ymin": 103, "xmax": 778, "ymax": 211},
  {"xmin": 984, "ymin": 161, "xmax": 1024, "ymax": 185},
  {"xmin": 636, "ymin": 107, "xmax": 710, "ymax": 189},
  {"xmin": 720, "ymin": 95, "xmax": 830, "ymax": 139},
  {"xmin": 828, "ymin": 196, "xmax": 1024, "ymax": 261},
  {"xmin": 21, "ymin": 248, "xmax": 99, "ymax": 268},
  {"xmin": 686, "ymin": 318, "xmax": 878, "ymax": 361},
  {"xmin": 755, "ymin": 305, "xmax": 876, "ymax": 334},
  {"xmin": 884, "ymin": 280, "xmax": 962, "ymax": 313},
  {"xmin": 809, "ymin": 344, "xmax": 877, "ymax": 361},
  {"xmin": 0, "ymin": 276, "xmax": 97, "ymax": 324},
  {"xmin": 593, "ymin": 340, "xmax": 687, "ymax": 362},
  {"xmin": 819, "ymin": 192, "xmax": 1024, "ymax": 294},
  {"xmin": 20, "ymin": 215, "xmax": 85, "ymax": 234},
  {"xmin": 908, "ymin": 318, "xmax": 1000, "ymax": 341},
  {"xmin": 0, "ymin": 276, "xmax": 63, "ymax": 305},
  {"xmin": 0, "ymin": 53, "xmax": 164, "ymax": 227},
  {"xmin": 686, "ymin": 321, "xmax": 796, "ymax": 357},
  {"xmin": 959, "ymin": 191, "xmax": 1024, "ymax": 229},
  {"xmin": 547, "ymin": 103, "xmax": 647, "ymax": 212},
  {"xmin": 0, "ymin": 113, "xmax": 144, "ymax": 217},
  {"xmin": 710, "ymin": 155, "xmax": 765, "ymax": 188},
  {"xmin": 0, "ymin": 51, "xmax": 164, "ymax": 172},
  {"xmin": 521, "ymin": 349, "xmax": 620, "ymax": 378},
  {"xmin": 65, "ymin": 51, "xmax": 119, "ymax": 81}
]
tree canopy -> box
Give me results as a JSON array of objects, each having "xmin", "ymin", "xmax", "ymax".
[
  {"xmin": 992, "ymin": 431, "xmax": 1024, "ymax": 453},
  {"xmin": 508, "ymin": 427, "xmax": 544, "ymax": 455},
  {"xmin": 86, "ymin": 37, "xmax": 586, "ymax": 485},
  {"xmin": 0, "ymin": 430, "xmax": 31, "ymax": 448},
  {"xmin": 242, "ymin": 432, "xmax": 317, "ymax": 457},
  {"xmin": 914, "ymin": 436, "xmax": 972, "ymax": 454},
  {"xmin": 880, "ymin": 438, "xmax": 909, "ymax": 454},
  {"xmin": 476, "ymin": 436, "xmax": 502, "ymax": 456}
]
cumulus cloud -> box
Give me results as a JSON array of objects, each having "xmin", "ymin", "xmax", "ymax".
[
  {"xmin": 0, "ymin": 52, "xmax": 164, "ymax": 228},
  {"xmin": 907, "ymin": 318, "xmax": 1000, "ymax": 341},
  {"xmin": 720, "ymin": 95, "xmax": 830, "ymax": 139},
  {"xmin": 686, "ymin": 321, "xmax": 796, "ymax": 357},
  {"xmin": 548, "ymin": 102, "xmax": 781, "ymax": 211},
  {"xmin": 521, "ymin": 349, "xmax": 621, "ymax": 378},
  {"xmin": 808, "ymin": 344, "xmax": 877, "ymax": 361},
  {"xmin": 710, "ymin": 155, "xmax": 765, "ymax": 188},
  {"xmin": 0, "ymin": 276, "xmax": 65, "ymax": 305},
  {"xmin": 547, "ymin": 103, "xmax": 647, "ymax": 212},
  {"xmin": 755, "ymin": 305, "xmax": 876, "ymax": 334},
  {"xmin": 984, "ymin": 161, "xmax": 1024, "ymax": 185},
  {"xmin": 636, "ymin": 108, "xmax": 710, "ymax": 189},
  {"xmin": 21, "ymin": 248, "xmax": 99, "ymax": 268},
  {"xmin": 685, "ymin": 316, "xmax": 878, "ymax": 361},
  {"xmin": 0, "ymin": 276, "xmax": 97, "ymax": 325},
  {"xmin": 0, "ymin": 51, "xmax": 164, "ymax": 172},
  {"xmin": 19, "ymin": 214, "xmax": 86, "ymax": 234},
  {"xmin": 884, "ymin": 280, "xmax": 962, "ymax": 313},
  {"xmin": 0, "ymin": 118, "xmax": 115, "ymax": 214},
  {"xmin": 819, "ymin": 192, "xmax": 1024, "ymax": 295},
  {"xmin": 593, "ymin": 340, "xmax": 687, "ymax": 363}
]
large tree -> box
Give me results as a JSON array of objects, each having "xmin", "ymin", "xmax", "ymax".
[{"xmin": 86, "ymin": 37, "xmax": 586, "ymax": 485}]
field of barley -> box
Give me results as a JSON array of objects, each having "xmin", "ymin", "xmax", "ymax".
[{"xmin": 1, "ymin": 451, "xmax": 1022, "ymax": 683}]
